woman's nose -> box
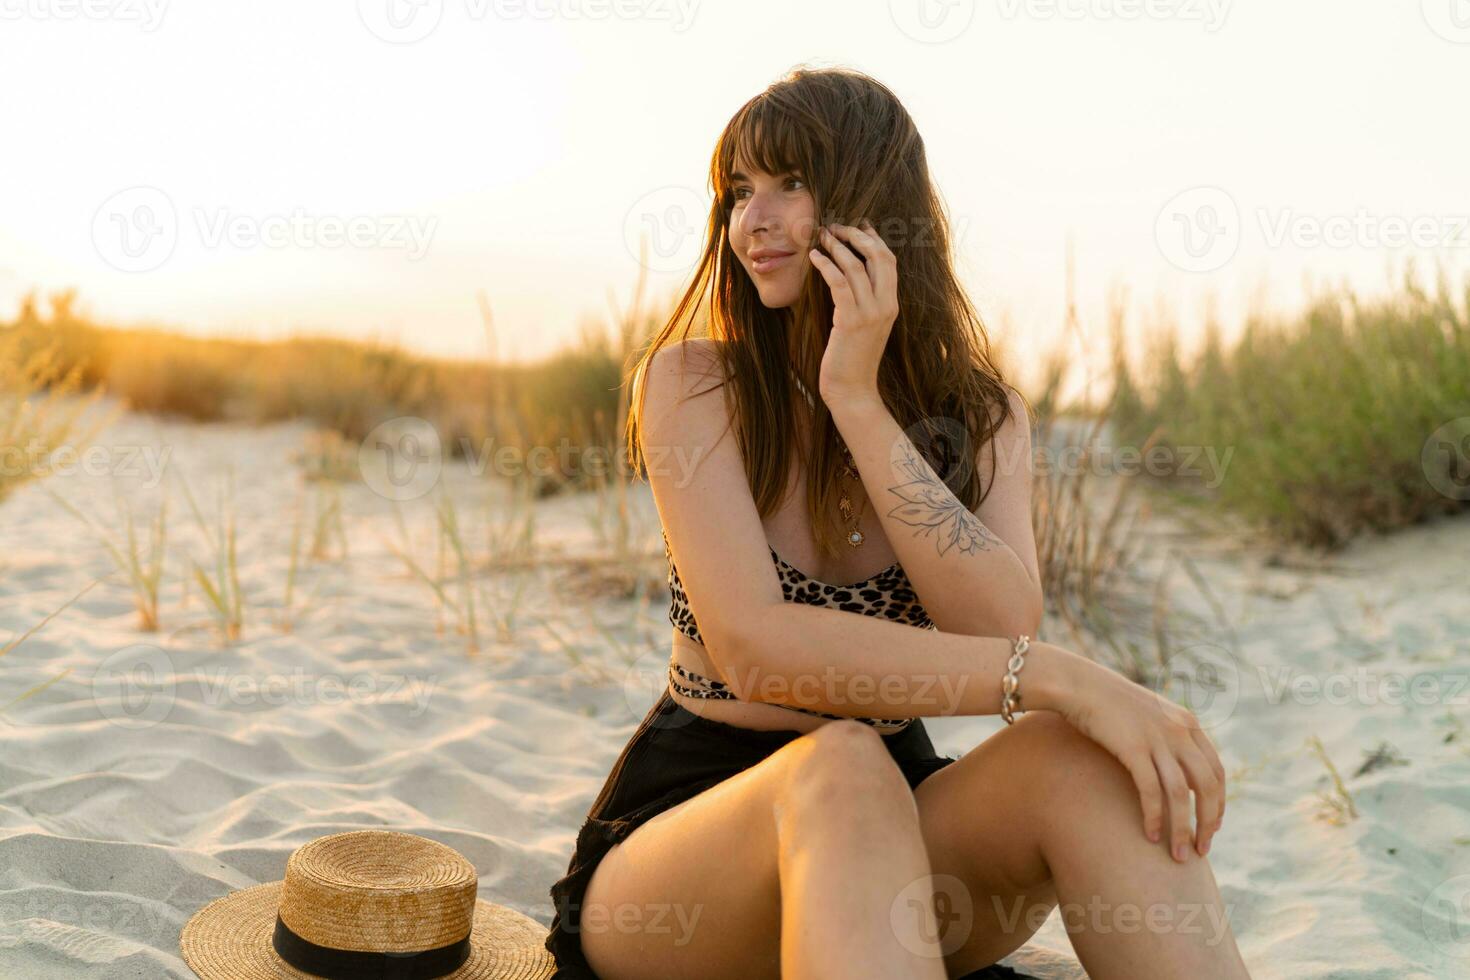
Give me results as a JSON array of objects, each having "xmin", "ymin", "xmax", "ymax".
[{"xmin": 738, "ymin": 193, "xmax": 774, "ymax": 238}]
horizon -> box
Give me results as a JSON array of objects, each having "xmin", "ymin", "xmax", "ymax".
[{"xmin": 4, "ymin": 1, "xmax": 1468, "ymax": 399}]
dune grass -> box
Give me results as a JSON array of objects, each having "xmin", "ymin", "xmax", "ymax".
[
  {"xmin": 0, "ymin": 325, "xmax": 109, "ymax": 505},
  {"xmin": 3, "ymin": 289, "xmax": 650, "ymax": 495},
  {"xmin": 0, "ymin": 579, "xmax": 98, "ymax": 713},
  {"xmin": 1108, "ymin": 270, "xmax": 1470, "ymax": 548},
  {"xmin": 178, "ymin": 473, "xmax": 244, "ymax": 644},
  {"xmin": 45, "ymin": 486, "xmax": 168, "ymax": 632}
]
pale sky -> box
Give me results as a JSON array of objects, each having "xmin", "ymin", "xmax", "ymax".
[{"xmin": 3, "ymin": 0, "xmax": 1467, "ymax": 395}]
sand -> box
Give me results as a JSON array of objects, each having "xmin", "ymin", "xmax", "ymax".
[{"xmin": 1, "ymin": 403, "xmax": 1467, "ymax": 978}]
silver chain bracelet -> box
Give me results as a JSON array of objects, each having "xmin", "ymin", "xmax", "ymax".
[{"xmin": 1000, "ymin": 634, "xmax": 1031, "ymax": 725}]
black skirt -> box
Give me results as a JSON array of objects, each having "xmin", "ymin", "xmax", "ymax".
[{"xmin": 544, "ymin": 689, "xmax": 1036, "ymax": 979}]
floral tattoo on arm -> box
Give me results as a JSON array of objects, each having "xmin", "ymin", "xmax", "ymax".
[{"xmin": 884, "ymin": 442, "xmax": 1003, "ymax": 557}]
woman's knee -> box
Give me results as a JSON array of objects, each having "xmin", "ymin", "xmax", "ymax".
[
  {"xmin": 774, "ymin": 720, "xmax": 913, "ymax": 827},
  {"xmin": 1005, "ymin": 710, "xmax": 1137, "ymax": 807}
]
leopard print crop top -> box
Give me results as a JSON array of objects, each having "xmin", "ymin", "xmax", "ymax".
[{"xmin": 661, "ymin": 528, "xmax": 935, "ymax": 734}]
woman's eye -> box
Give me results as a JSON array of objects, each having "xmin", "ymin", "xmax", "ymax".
[{"xmin": 730, "ymin": 178, "xmax": 802, "ymax": 202}]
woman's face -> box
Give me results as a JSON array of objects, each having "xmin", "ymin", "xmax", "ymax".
[{"xmin": 727, "ymin": 162, "xmax": 818, "ymax": 309}]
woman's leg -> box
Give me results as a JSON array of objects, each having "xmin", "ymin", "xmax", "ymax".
[
  {"xmin": 579, "ymin": 719, "xmax": 946, "ymax": 980},
  {"xmin": 773, "ymin": 721, "xmax": 947, "ymax": 979},
  {"xmin": 913, "ymin": 709, "xmax": 1252, "ymax": 979}
]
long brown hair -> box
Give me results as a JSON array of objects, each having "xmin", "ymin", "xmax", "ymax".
[{"xmin": 626, "ymin": 65, "xmax": 1028, "ymax": 560}]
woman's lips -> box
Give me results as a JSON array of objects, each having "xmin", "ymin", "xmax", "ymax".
[{"xmin": 751, "ymin": 252, "xmax": 794, "ymax": 274}]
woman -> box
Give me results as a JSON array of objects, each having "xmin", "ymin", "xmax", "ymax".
[{"xmin": 545, "ymin": 66, "xmax": 1251, "ymax": 980}]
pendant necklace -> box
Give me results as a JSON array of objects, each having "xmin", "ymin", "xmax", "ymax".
[{"xmin": 791, "ymin": 372, "xmax": 867, "ymax": 549}]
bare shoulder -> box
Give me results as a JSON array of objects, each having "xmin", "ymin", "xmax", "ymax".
[
  {"xmin": 638, "ymin": 338, "xmax": 731, "ymax": 436},
  {"xmin": 978, "ymin": 383, "xmax": 1033, "ymax": 472}
]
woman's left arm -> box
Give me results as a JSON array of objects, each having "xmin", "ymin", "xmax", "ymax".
[
  {"xmin": 830, "ymin": 390, "xmax": 1044, "ymax": 639},
  {"xmin": 809, "ymin": 218, "xmax": 1042, "ymax": 639}
]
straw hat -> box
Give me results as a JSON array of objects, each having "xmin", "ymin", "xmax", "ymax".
[{"xmin": 180, "ymin": 830, "xmax": 555, "ymax": 979}]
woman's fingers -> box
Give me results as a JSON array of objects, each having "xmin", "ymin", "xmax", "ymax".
[
  {"xmin": 807, "ymin": 247, "xmax": 856, "ymax": 311},
  {"xmin": 826, "ymin": 221, "xmax": 896, "ymax": 313},
  {"xmin": 1176, "ymin": 745, "xmax": 1223, "ymax": 856},
  {"xmin": 1120, "ymin": 747, "xmax": 1166, "ymax": 847},
  {"xmin": 1151, "ymin": 746, "xmax": 1195, "ymax": 862},
  {"xmin": 1189, "ymin": 726, "xmax": 1228, "ymax": 843},
  {"xmin": 817, "ymin": 226, "xmax": 874, "ymax": 308},
  {"xmin": 1191, "ymin": 724, "xmax": 1229, "ymax": 810}
]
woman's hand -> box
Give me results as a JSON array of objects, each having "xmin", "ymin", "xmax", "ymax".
[
  {"xmin": 811, "ymin": 219, "xmax": 899, "ymax": 410},
  {"xmin": 1055, "ymin": 655, "xmax": 1229, "ymax": 863}
]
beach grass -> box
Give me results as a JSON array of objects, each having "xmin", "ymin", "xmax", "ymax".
[
  {"xmin": 178, "ymin": 473, "xmax": 244, "ymax": 643},
  {"xmin": 0, "ymin": 323, "xmax": 110, "ymax": 504},
  {"xmin": 0, "ymin": 579, "xmax": 98, "ymax": 712},
  {"xmin": 1109, "ymin": 270, "xmax": 1470, "ymax": 548},
  {"xmin": 45, "ymin": 486, "xmax": 168, "ymax": 632}
]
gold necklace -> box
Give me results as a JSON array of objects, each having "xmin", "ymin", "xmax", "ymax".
[
  {"xmin": 838, "ymin": 442, "xmax": 867, "ymax": 548},
  {"xmin": 792, "ymin": 372, "xmax": 867, "ymax": 549}
]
